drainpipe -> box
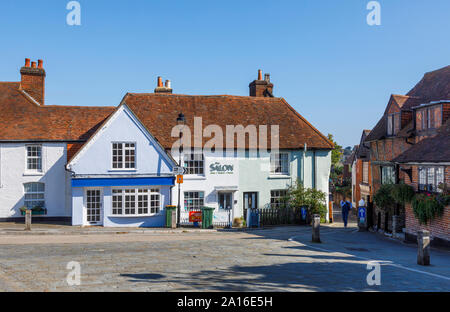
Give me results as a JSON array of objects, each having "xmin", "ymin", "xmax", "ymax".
[
  {"xmin": 313, "ymin": 149, "xmax": 317, "ymax": 189},
  {"xmin": 302, "ymin": 143, "xmax": 307, "ymax": 185}
]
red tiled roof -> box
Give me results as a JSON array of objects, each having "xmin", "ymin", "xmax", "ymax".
[
  {"xmin": 393, "ymin": 119, "xmax": 450, "ymax": 163},
  {"xmin": 366, "ymin": 65, "xmax": 450, "ymax": 143},
  {"xmin": 123, "ymin": 93, "xmax": 333, "ymax": 150},
  {"xmin": 407, "ymin": 65, "xmax": 450, "ymax": 102},
  {"xmin": 0, "ymin": 82, "xmax": 115, "ymax": 142}
]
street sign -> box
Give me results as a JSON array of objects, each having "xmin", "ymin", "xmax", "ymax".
[
  {"xmin": 358, "ymin": 207, "xmax": 366, "ymax": 224},
  {"xmin": 173, "ymin": 166, "xmax": 186, "ymax": 175},
  {"xmin": 177, "ymin": 175, "xmax": 183, "ymax": 184}
]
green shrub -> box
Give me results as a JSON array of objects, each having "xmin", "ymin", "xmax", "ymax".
[
  {"xmin": 373, "ymin": 184, "xmax": 394, "ymax": 210},
  {"xmin": 391, "ymin": 183, "xmax": 415, "ymax": 205},
  {"xmin": 412, "ymin": 193, "xmax": 445, "ymax": 225},
  {"xmin": 287, "ymin": 180, "xmax": 328, "ymax": 219}
]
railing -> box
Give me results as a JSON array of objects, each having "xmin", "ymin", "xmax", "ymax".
[{"xmin": 258, "ymin": 206, "xmax": 306, "ymax": 226}]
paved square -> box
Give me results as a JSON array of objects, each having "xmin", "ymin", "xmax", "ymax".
[{"xmin": 0, "ymin": 224, "xmax": 449, "ymax": 292}]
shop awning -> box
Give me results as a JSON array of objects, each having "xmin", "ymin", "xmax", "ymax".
[{"xmin": 71, "ymin": 177, "xmax": 175, "ymax": 188}]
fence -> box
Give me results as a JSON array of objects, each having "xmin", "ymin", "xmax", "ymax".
[
  {"xmin": 179, "ymin": 209, "xmax": 232, "ymax": 228},
  {"xmin": 258, "ymin": 206, "xmax": 306, "ymax": 226}
]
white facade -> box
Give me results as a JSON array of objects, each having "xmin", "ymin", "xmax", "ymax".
[
  {"xmin": 0, "ymin": 142, "xmax": 70, "ymax": 219},
  {"xmin": 67, "ymin": 104, "xmax": 176, "ymax": 227},
  {"xmin": 172, "ymin": 148, "xmax": 332, "ymax": 226}
]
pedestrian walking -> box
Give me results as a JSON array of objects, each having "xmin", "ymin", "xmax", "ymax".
[{"xmin": 340, "ymin": 198, "xmax": 352, "ymax": 228}]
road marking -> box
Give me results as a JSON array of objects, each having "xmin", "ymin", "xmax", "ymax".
[{"xmin": 288, "ymin": 235, "xmax": 450, "ymax": 282}]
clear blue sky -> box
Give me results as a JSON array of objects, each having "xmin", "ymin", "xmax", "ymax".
[{"xmin": 0, "ymin": 0, "xmax": 449, "ymax": 147}]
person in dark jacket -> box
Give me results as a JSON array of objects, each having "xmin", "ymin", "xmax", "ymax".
[{"xmin": 340, "ymin": 198, "xmax": 352, "ymax": 228}]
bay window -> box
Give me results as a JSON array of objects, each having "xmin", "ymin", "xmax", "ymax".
[
  {"xmin": 24, "ymin": 182, "xmax": 45, "ymax": 209},
  {"xmin": 112, "ymin": 188, "xmax": 160, "ymax": 216}
]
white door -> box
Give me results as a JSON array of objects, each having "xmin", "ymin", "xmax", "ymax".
[{"xmin": 85, "ymin": 189, "xmax": 103, "ymax": 225}]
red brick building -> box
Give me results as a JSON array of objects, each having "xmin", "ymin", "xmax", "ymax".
[{"xmin": 364, "ymin": 65, "xmax": 450, "ymax": 245}]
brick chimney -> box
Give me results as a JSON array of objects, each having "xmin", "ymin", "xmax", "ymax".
[
  {"xmin": 249, "ymin": 69, "xmax": 274, "ymax": 97},
  {"xmin": 20, "ymin": 58, "xmax": 46, "ymax": 105},
  {"xmin": 154, "ymin": 76, "xmax": 173, "ymax": 94}
]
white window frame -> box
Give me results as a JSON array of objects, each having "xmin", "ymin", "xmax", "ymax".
[
  {"xmin": 270, "ymin": 189, "xmax": 288, "ymax": 209},
  {"xmin": 183, "ymin": 191, "xmax": 205, "ymax": 211},
  {"xmin": 25, "ymin": 145, "xmax": 43, "ymax": 173},
  {"xmin": 362, "ymin": 162, "xmax": 369, "ymax": 184},
  {"xmin": 418, "ymin": 166, "xmax": 445, "ymax": 193},
  {"xmin": 111, "ymin": 142, "xmax": 136, "ymax": 170},
  {"xmin": 381, "ymin": 166, "xmax": 395, "ymax": 185},
  {"xmin": 183, "ymin": 153, "xmax": 205, "ymax": 175},
  {"xmin": 111, "ymin": 187, "xmax": 161, "ymax": 217},
  {"xmin": 24, "ymin": 182, "xmax": 45, "ymax": 210},
  {"xmin": 270, "ymin": 152, "xmax": 290, "ymax": 176}
]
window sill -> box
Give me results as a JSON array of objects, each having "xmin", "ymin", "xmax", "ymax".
[
  {"xmin": 23, "ymin": 172, "xmax": 44, "ymax": 177},
  {"xmin": 268, "ymin": 175, "xmax": 291, "ymax": 179},
  {"xmin": 109, "ymin": 213, "xmax": 162, "ymax": 218},
  {"xmin": 108, "ymin": 169, "xmax": 137, "ymax": 172}
]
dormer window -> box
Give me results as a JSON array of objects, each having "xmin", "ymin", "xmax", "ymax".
[
  {"xmin": 387, "ymin": 113, "xmax": 400, "ymax": 136},
  {"xmin": 416, "ymin": 105, "xmax": 442, "ymax": 131}
]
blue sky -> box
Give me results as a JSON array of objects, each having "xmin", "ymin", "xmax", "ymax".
[{"xmin": 0, "ymin": 0, "xmax": 449, "ymax": 147}]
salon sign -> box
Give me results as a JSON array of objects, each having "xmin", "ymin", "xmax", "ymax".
[{"xmin": 209, "ymin": 162, "xmax": 234, "ymax": 175}]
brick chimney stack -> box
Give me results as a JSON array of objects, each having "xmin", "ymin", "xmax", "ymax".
[
  {"xmin": 249, "ymin": 69, "xmax": 274, "ymax": 97},
  {"xmin": 20, "ymin": 58, "xmax": 46, "ymax": 105},
  {"xmin": 154, "ymin": 76, "xmax": 173, "ymax": 94}
]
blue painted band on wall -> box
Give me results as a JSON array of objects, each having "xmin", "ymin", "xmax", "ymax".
[{"xmin": 71, "ymin": 177, "xmax": 175, "ymax": 187}]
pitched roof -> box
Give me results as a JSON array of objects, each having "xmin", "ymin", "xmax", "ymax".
[
  {"xmin": 366, "ymin": 65, "xmax": 450, "ymax": 143},
  {"xmin": 0, "ymin": 82, "xmax": 114, "ymax": 142},
  {"xmin": 122, "ymin": 93, "xmax": 333, "ymax": 150},
  {"xmin": 393, "ymin": 119, "xmax": 450, "ymax": 163},
  {"xmin": 407, "ymin": 65, "xmax": 450, "ymax": 102},
  {"xmin": 356, "ymin": 130, "xmax": 371, "ymax": 159}
]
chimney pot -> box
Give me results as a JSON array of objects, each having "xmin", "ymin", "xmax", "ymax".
[
  {"xmin": 25, "ymin": 58, "xmax": 31, "ymax": 67},
  {"xmin": 258, "ymin": 69, "xmax": 263, "ymax": 81},
  {"xmin": 38, "ymin": 59, "xmax": 43, "ymax": 69},
  {"xmin": 157, "ymin": 76, "xmax": 163, "ymax": 87},
  {"xmin": 165, "ymin": 80, "xmax": 171, "ymax": 89},
  {"xmin": 265, "ymin": 73, "xmax": 270, "ymax": 83},
  {"xmin": 31, "ymin": 61, "xmax": 37, "ymax": 69}
]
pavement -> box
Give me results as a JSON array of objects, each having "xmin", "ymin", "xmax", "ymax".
[{"xmin": 0, "ymin": 217, "xmax": 449, "ymax": 292}]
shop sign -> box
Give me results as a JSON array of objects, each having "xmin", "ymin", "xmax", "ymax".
[{"xmin": 210, "ymin": 162, "xmax": 234, "ymax": 174}]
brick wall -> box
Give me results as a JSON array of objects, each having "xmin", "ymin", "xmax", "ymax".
[{"xmin": 404, "ymin": 166, "xmax": 450, "ymax": 242}]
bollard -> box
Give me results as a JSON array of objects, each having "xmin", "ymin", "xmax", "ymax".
[
  {"xmin": 25, "ymin": 210, "xmax": 32, "ymax": 231},
  {"xmin": 417, "ymin": 230, "xmax": 430, "ymax": 266},
  {"xmin": 312, "ymin": 214, "xmax": 321, "ymax": 243},
  {"xmin": 392, "ymin": 215, "xmax": 399, "ymax": 234}
]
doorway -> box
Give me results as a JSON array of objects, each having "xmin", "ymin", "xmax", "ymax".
[
  {"xmin": 85, "ymin": 189, "xmax": 102, "ymax": 226},
  {"xmin": 243, "ymin": 192, "xmax": 258, "ymax": 221}
]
